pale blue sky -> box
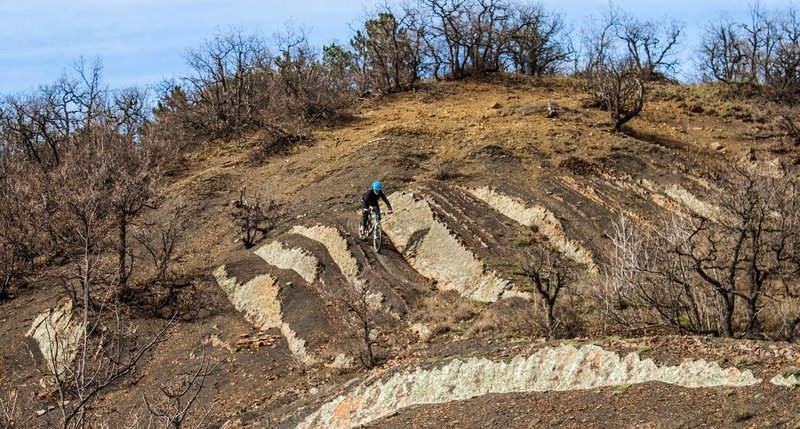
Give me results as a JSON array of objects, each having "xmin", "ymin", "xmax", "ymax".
[{"xmin": 0, "ymin": 1, "xmax": 795, "ymax": 94}]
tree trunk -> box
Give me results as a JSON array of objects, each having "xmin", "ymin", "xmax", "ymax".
[
  {"xmin": 720, "ymin": 292, "xmax": 735, "ymax": 338},
  {"xmin": 117, "ymin": 211, "xmax": 129, "ymax": 289},
  {"xmin": 545, "ymin": 298, "xmax": 556, "ymax": 336},
  {"xmin": 744, "ymin": 296, "xmax": 762, "ymax": 337}
]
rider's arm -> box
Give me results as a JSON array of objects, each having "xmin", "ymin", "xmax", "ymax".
[
  {"xmin": 379, "ymin": 192, "xmax": 393, "ymax": 212},
  {"xmin": 361, "ymin": 190, "xmax": 371, "ymax": 209}
]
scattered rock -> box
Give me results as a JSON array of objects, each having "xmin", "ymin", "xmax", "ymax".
[{"xmin": 411, "ymin": 323, "xmax": 433, "ymax": 342}]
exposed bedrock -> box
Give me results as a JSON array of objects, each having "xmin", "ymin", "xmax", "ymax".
[
  {"xmin": 255, "ymin": 240, "xmax": 319, "ymax": 284},
  {"xmin": 468, "ymin": 186, "xmax": 597, "ymax": 270},
  {"xmin": 291, "ymin": 225, "xmax": 360, "ymax": 284},
  {"xmin": 382, "ymin": 191, "xmax": 515, "ymax": 302},
  {"xmin": 214, "ymin": 265, "xmax": 314, "ymax": 365},
  {"xmin": 296, "ymin": 344, "xmax": 760, "ymax": 429}
]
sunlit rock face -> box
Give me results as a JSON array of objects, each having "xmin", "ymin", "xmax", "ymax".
[{"xmin": 297, "ymin": 344, "xmax": 760, "ymax": 429}]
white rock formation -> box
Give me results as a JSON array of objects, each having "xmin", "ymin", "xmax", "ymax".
[
  {"xmin": 296, "ymin": 344, "xmax": 760, "ymax": 429},
  {"xmin": 254, "ymin": 240, "xmax": 319, "ymax": 283},
  {"xmin": 639, "ymin": 180, "xmax": 723, "ymax": 222},
  {"xmin": 662, "ymin": 184, "xmax": 721, "ymax": 222},
  {"xmin": 214, "ymin": 266, "xmax": 314, "ymax": 365},
  {"xmin": 26, "ymin": 301, "xmax": 84, "ymax": 377},
  {"xmin": 291, "ymin": 225, "xmax": 360, "ymax": 284},
  {"xmin": 382, "ymin": 191, "xmax": 513, "ymax": 302},
  {"xmin": 770, "ymin": 374, "xmax": 800, "ymax": 388},
  {"xmin": 467, "ymin": 187, "xmax": 596, "ymax": 270}
]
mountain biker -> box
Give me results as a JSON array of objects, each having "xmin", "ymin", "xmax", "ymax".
[{"xmin": 360, "ymin": 181, "xmax": 393, "ymax": 236}]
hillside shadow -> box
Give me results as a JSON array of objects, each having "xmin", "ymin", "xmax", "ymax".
[{"xmin": 622, "ymin": 127, "xmax": 693, "ymax": 153}]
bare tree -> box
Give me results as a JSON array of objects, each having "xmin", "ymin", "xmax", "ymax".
[
  {"xmin": 182, "ymin": 29, "xmax": 272, "ymax": 139},
  {"xmin": 697, "ymin": 3, "xmax": 800, "ymax": 95},
  {"xmin": 108, "ymin": 135, "xmax": 162, "ymax": 290},
  {"xmin": 351, "ymin": 8, "xmax": 422, "ymax": 92},
  {"xmin": 590, "ymin": 58, "xmax": 645, "ymax": 132},
  {"xmin": 412, "ymin": 0, "xmax": 513, "ymax": 78},
  {"xmin": 0, "ymin": 156, "xmax": 38, "ymax": 299},
  {"xmin": 273, "ymin": 25, "xmax": 355, "ymax": 125},
  {"xmin": 504, "ymin": 3, "xmax": 573, "ymax": 76},
  {"xmin": 133, "ymin": 205, "xmax": 187, "ymax": 283},
  {"xmin": 766, "ymin": 6, "xmax": 800, "ymax": 100},
  {"xmin": 608, "ymin": 167, "xmax": 800, "ymax": 339},
  {"xmin": 331, "ymin": 281, "xmax": 387, "ymax": 369},
  {"xmin": 615, "ymin": 13, "xmax": 683, "ymax": 79},
  {"xmin": 699, "ymin": 17, "xmax": 748, "ymax": 84},
  {"xmin": 522, "ymin": 247, "xmax": 576, "ymax": 337},
  {"xmin": 581, "ymin": 7, "xmax": 649, "ymax": 131}
]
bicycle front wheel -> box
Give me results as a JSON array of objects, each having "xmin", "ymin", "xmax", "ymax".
[{"xmin": 373, "ymin": 224, "xmax": 382, "ymax": 253}]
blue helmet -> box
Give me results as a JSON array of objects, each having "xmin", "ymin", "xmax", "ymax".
[{"xmin": 372, "ymin": 181, "xmax": 383, "ymax": 191}]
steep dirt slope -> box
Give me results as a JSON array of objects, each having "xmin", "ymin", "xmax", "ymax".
[{"xmin": 5, "ymin": 75, "xmax": 800, "ymax": 428}]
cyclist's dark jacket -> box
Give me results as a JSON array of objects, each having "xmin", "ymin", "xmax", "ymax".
[{"xmin": 361, "ymin": 189, "xmax": 392, "ymax": 211}]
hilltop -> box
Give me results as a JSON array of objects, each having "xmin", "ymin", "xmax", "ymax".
[{"xmin": 4, "ymin": 75, "xmax": 800, "ymax": 428}]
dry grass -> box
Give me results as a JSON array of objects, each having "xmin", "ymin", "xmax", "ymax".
[{"xmin": 410, "ymin": 291, "xmax": 479, "ymax": 339}]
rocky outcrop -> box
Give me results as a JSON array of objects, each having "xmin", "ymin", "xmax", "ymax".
[
  {"xmin": 770, "ymin": 373, "xmax": 800, "ymax": 388},
  {"xmin": 296, "ymin": 344, "xmax": 760, "ymax": 429},
  {"xmin": 254, "ymin": 240, "xmax": 319, "ymax": 283},
  {"xmin": 467, "ymin": 187, "xmax": 596, "ymax": 270},
  {"xmin": 382, "ymin": 191, "xmax": 513, "ymax": 302},
  {"xmin": 213, "ymin": 266, "xmax": 314, "ymax": 365},
  {"xmin": 639, "ymin": 179, "xmax": 721, "ymax": 222},
  {"xmin": 214, "ymin": 266, "xmax": 283, "ymax": 330},
  {"xmin": 26, "ymin": 301, "xmax": 84, "ymax": 377},
  {"xmin": 291, "ymin": 225, "xmax": 360, "ymax": 283}
]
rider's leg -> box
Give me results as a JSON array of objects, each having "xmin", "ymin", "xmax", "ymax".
[{"xmin": 360, "ymin": 208, "xmax": 369, "ymax": 229}]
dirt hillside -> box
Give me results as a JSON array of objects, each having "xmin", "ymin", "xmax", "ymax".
[{"xmin": 3, "ymin": 75, "xmax": 800, "ymax": 428}]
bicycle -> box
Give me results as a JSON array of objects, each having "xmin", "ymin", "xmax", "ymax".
[{"xmin": 358, "ymin": 207, "xmax": 383, "ymax": 253}]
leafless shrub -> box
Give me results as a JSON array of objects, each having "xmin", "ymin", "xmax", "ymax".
[
  {"xmin": 429, "ymin": 158, "xmax": 458, "ymax": 180},
  {"xmin": 133, "ymin": 205, "xmax": 187, "ymax": 283},
  {"xmin": 590, "ymin": 61, "xmax": 645, "ymax": 131},
  {"xmin": 581, "ymin": 7, "xmax": 668, "ymax": 131},
  {"xmin": 143, "ymin": 346, "xmax": 222, "ymax": 429},
  {"xmin": 247, "ymin": 130, "xmax": 309, "ymax": 165},
  {"xmin": 411, "ymin": 291, "xmax": 477, "ymax": 338},
  {"xmin": 274, "ymin": 26, "xmax": 356, "ymax": 125},
  {"xmin": 780, "ymin": 115, "xmax": 800, "ymax": 145},
  {"xmin": 126, "ymin": 205, "xmax": 199, "ymax": 319},
  {"xmin": 162, "ymin": 27, "xmax": 356, "ymax": 146},
  {"xmin": 0, "ymin": 389, "xmax": 18, "ymax": 429},
  {"xmin": 232, "ymin": 187, "xmax": 280, "ymax": 248},
  {"xmin": 0, "ymin": 159, "xmax": 37, "ymax": 300}
]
